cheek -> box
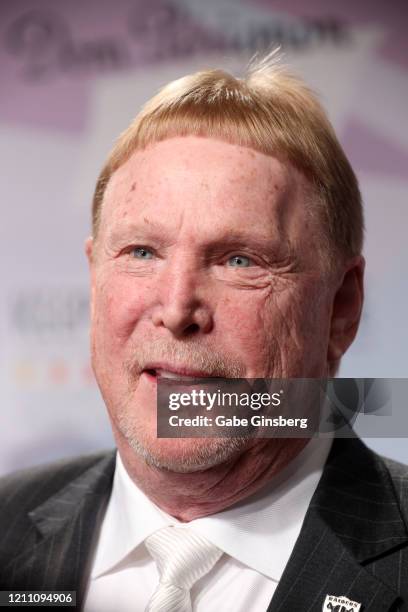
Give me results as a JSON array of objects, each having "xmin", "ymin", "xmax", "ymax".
[
  {"xmin": 215, "ymin": 290, "xmax": 277, "ymax": 366},
  {"xmin": 271, "ymin": 284, "xmax": 331, "ymax": 374},
  {"xmin": 216, "ymin": 283, "xmax": 330, "ymax": 376},
  {"xmin": 92, "ymin": 275, "xmax": 150, "ymax": 352}
]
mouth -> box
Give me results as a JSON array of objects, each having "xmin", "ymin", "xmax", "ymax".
[{"xmin": 142, "ymin": 365, "xmax": 216, "ymax": 381}]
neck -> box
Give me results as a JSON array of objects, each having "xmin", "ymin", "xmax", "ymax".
[{"xmin": 117, "ymin": 438, "xmax": 308, "ymax": 521}]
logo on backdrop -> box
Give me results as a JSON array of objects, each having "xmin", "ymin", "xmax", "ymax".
[
  {"xmin": 8, "ymin": 287, "xmax": 93, "ymax": 389},
  {"xmin": 3, "ymin": 6, "xmax": 350, "ymax": 82}
]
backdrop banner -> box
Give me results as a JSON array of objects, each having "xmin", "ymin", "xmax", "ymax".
[{"xmin": 1, "ymin": 0, "xmax": 407, "ymax": 472}]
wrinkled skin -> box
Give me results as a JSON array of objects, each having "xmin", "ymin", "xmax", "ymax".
[{"xmin": 86, "ymin": 137, "xmax": 364, "ymax": 520}]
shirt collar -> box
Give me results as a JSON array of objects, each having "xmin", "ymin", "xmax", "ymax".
[
  {"xmin": 91, "ymin": 451, "xmax": 174, "ymax": 578},
  {"xmin": 92, "ymin": 436, "xmax": 332, "ymax": 582}
]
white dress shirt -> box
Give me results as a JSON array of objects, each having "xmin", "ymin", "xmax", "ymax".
[{"xmin": 84, "ymin": 437, "xmax": 332, "ymax": 612}]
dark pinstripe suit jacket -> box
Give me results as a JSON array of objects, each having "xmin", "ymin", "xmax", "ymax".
[{"xmin": 0, "ymin": 436, "xmax": 407, "ymax": 611}]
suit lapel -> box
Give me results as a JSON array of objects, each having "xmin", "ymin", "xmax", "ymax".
[
  {"xmin": 4, "ymin": 452, "xmax": 116, "ymax": 610},
  {"xmin": 268, "ymin": 511, "xmax": 399, "ymax": 612},
  {"xmin": 5, "ymin": 438, "xmax": 406, "ymax": 611},
  {"xmin": 268, "ymin": 437, "xmax": 408, "ymax": 612}
]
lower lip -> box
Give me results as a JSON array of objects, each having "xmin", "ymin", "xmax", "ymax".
[{"xmin": 142, "ymin": 371, "xmax": 194, "ymax": 392}]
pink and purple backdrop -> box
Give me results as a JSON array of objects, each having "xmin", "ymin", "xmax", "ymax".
[{"xmin": 1, "ymin": 0, "xmax": 407, "ymax": 474}]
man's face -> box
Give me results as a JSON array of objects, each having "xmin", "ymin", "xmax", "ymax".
[{"xmin": 88, "ymin": 136, "xmax": 336, "ymax": 471}]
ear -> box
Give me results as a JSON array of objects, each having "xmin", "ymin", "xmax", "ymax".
[
  {"xmin": 85, "ymin": 236, "xmax": 96, "ymax": 320},
  {"xmin": 327, "ymin": 255, "xmax": 365, "ymax": 374}
]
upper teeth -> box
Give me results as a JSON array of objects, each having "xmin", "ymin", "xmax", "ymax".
[{"xmin": 156, "ymin": 370, "xmax": 197, "ymax": 380}]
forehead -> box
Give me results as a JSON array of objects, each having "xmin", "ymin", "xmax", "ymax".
[{"xmin": 100, "ymin": 136, "xmax": 311, "ymax": 240}]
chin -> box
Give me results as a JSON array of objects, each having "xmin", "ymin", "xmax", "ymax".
[{"xmin": 125, "ymin": 434, "xmax": 251, "ymax": 473}]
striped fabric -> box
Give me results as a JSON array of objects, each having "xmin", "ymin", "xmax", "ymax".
[
  {"xmin": 145, "ymin": 526, "xmax": 223, "ymax": 611},
  {"xmin": 0, "ymin": 437, "xmax": 407, "ymax": 611},
  {"xmin": 0, "ymin": 451, "xmax": 116, "ymax": 609}
]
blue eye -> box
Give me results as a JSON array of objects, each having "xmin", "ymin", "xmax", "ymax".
[
  {"xmin": 132, "ymin": 247, "xmax": 153, "ymax": 259},
  {"xmin": 228, "ymin": 255, "xmax": 252, "ymax": 267}
]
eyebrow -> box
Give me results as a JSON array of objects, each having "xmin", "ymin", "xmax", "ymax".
[
  {"xmin": 206, "ymin": 231, "xmax": 294, "ymax": 256},
  {"xmin": 106, "ymin": 221, "xmax": 170, "ymax": 246}
]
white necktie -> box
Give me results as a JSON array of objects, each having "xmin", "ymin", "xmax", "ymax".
[{"xmin": 144, "ymin": 526, "xmax": 223, "ymax": 612}]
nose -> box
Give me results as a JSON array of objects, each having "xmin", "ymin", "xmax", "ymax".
[{"xmin": 151, "ymin": 257, "xmax": 213, "ymax": 338}]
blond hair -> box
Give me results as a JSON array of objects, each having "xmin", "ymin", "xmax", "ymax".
[{"xmin": 92, "ymin": 53, "xmax": 363, "ymax": 267}]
